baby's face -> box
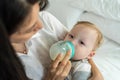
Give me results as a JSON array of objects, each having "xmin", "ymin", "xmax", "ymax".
[{"xmin": 64, "ymin": 24, "xmax": 97, "ymax": 60}]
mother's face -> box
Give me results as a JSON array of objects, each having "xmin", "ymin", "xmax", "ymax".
[{"xmin": 10, "ymin": 3, "xmax": 42, "ymax": 43}]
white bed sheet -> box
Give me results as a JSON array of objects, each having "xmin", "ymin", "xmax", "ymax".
[
  {"xmin": 47, "ymin": 0, "xmax": 83, "ymax": 30},
  {"xmin": 93, "ymin": 37, "xmax": 120, "ymax": 80}
]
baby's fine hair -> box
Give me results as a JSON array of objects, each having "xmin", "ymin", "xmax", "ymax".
[{"xmin": 74, "ymin": 21, "xmax": 103, "ymax": 51}]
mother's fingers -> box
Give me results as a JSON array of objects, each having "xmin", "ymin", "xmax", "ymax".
[
  {"xmin": 62, "ymin": 61, "xmax": 71, "ymax": 77},
  {"xmin": 52, "ymin": 61, "xmax": 72, "ymax": 80},
  {"xmin": 49, "ymin": 50, "xmax": 71, "ymax": 80},
  {"xmin": 55, "ymin": 50, "xmax": 71, "ymax": 74},
  {"xmin": 61, "ymin": 50, "xmax": 71, "ymax": 65},
  {"xmin": 55, "ymin": 50, "xmax": 71, "ymax": 79},
  {"xmin": 50, "ymin": 54, "xmax": 63, "ymax": 72},
  {"xmin": 51, "ymin": 50, "xmax": 71, "ymax": 70}
]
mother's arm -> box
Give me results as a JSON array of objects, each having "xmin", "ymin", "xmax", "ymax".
[{"xmin": 88, "ymin": 59, "xmax": 104, "ymax": 80}]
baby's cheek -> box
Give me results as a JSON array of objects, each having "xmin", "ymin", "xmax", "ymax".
[
  {"xmin": 72, "ymin": 51, "xmax": 82, "ymax": 60},
  {"xmin": 73, "ymin": 49, "xmax": 90, "ymax": 60}
]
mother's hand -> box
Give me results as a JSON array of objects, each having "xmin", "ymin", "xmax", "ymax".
[
  {"xmin": 88, "ymin": 59, "xmax": 104, "ymax": 80},
  {"xmin": 45, "ymin": 51, "xmax": 72, "ymax": 80}
]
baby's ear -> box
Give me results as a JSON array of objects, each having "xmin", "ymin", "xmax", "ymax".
[{"xmin": 87, "ymin": 51, "xmax": 95, "ymax": 59}]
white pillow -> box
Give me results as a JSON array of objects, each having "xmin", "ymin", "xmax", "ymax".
[
  {"xmin": 70, "ymin": 0, "xmax": 120, "ymax": 21},
  {"xmin": 46, "ymin": 0, "xmax": 83, "ymax": 30}
]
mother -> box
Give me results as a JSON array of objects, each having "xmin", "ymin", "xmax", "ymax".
[{"xmin": 0, "ymin": 0, "xmax": 103, "ymax": 80}]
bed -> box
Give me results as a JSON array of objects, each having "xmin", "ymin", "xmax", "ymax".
[{"xmin": 46, "ymin": 0, "xmax": 120, "ymax": 80}]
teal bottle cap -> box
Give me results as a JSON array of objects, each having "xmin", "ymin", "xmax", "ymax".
[{"xmin": 65, "ymin": 41, "xmax": 75, "ymax": 58}]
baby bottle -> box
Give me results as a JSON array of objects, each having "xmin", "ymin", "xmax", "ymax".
[{"xmin": 50, "ymin": 41, "xmax": 75, "ymax": 61}]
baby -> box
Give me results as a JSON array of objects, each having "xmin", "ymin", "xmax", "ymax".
[{"xmin": 64, "ymin": 21, "xmax": 103, "ymax": 80}]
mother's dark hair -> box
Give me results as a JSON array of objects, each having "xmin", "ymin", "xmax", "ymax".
[
  {"xmin": 0, "ymin": 0, "xmax": 48, "ymax": 79},
  {"xmin": 0, "ymin": 19, "xmax": 29, "ymax": 80},
  {"xmin": 0, "ymin": 0, "xmax": 48, "ymax": 36}
]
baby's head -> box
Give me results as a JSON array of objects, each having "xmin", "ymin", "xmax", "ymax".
[{"xmin": 64, "ymin": 21, "xmax": 103, "ymax": 60}]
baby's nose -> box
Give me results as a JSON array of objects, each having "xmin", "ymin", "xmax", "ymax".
[{"xmin": 71, "ymin": 40, "xmax": 77, "ymax": 46}]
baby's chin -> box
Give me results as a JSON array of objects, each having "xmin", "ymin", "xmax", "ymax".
[
  {"xmin": 72, "ymin": 55, "xmax": 88, "ymax": 61},
  {"xmin": 71, "ymin": 57, "xmax": 82, "ymax": 61}
]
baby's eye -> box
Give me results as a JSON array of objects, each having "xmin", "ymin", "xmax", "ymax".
[
  {"xmin": 79, "ymin": 41, "xmax": 85, "ymax": 45},
  {"xmin": 68, "ymin": 34, "xmax": 74, "ymax": 39}
]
